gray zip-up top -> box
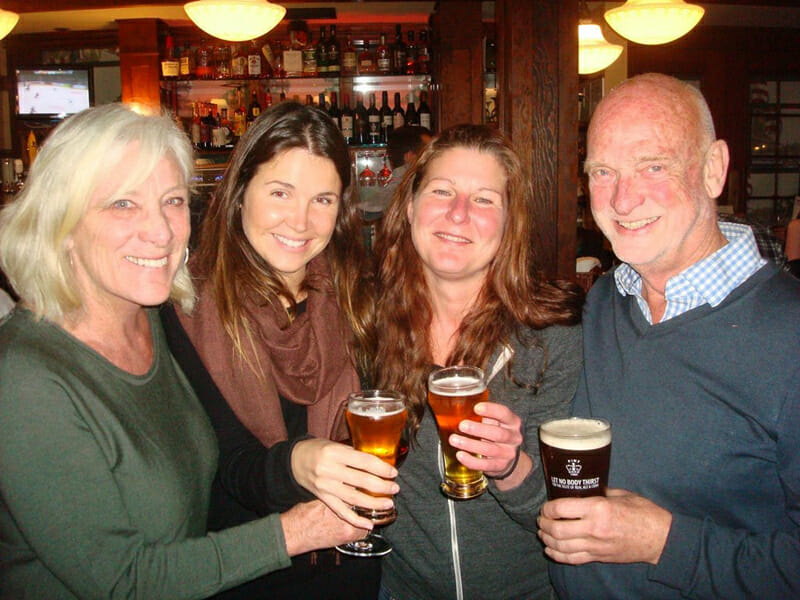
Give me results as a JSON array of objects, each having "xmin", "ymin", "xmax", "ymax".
[{"xmin": 381, "ymin": 324, "xmax": 582, "ymax": 600}]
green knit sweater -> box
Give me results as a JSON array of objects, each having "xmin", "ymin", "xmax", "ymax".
[{"xmin": 0, "ymin": 308, "xmax": 291, "ymax": 599}]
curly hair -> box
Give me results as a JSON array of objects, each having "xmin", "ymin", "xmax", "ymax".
[{"xmin": 374, "ymin": 124, "xmax": 582, "ymax": 434}]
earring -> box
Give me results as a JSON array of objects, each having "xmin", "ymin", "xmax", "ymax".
[{"xmin": 184, "ymin": 247, "xmax": 190, "ymax": 266}]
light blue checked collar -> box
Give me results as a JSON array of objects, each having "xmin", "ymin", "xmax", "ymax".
[{"xmin": 614, "ymin": 222, "xmax": 766, "ymax": 324}]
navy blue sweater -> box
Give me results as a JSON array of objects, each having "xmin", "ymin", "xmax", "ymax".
[{"xmin": 551, "ymin": 264, "xmax": 800, "ymax": 599}]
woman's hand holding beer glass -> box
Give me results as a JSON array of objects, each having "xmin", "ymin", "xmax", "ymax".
[
  {"xmin": 448, "ymin": 400, "xmax": 531, "ymax": 490},
  {"xmin": 336, "ymin": 390, "xmax": 408, "ymax": 557},
  {"xmin": 290, "ymin": 437, "xmax": 399, "ymax": 529},
  {"xmin": 428, "ymin": 366, "xmax": 530, "ymax": 499}
]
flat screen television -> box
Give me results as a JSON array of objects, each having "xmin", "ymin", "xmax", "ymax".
[{"xmin": 15, "ymin": 68, "xmax": 92, "ymax": 119}]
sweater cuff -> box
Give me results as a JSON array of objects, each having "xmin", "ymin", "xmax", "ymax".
[
  {"xmin": 208, "ymin": 513, "xmax": 292, "ymax": 588},
  {"xmin": 285, "ymin": 435, "xmax": 318, "ymax": 503},
  {"xmin": 487, "ymin": 456, "xmax": 544, "ymax": 528},
  {"xmin": 648, "ymin": 512, "xmax": 702, "ymax": 592}
]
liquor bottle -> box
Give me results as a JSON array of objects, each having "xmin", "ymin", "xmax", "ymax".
[
  {"xmin": 340, "ymin": 94, "xmax": 354, "ymax": 145},
  {"xmin": 328, "ymin": 91, "xmax": 341, "ymax": 129},
  {"xmin": 341, "ymin": 33, "xmax": 357, "ymax": 76},
  {"xmin": 318, "ymin": 92, "xmax": 327, "ymax": 111},
  {"xmin": 367, "ymin": 93, "xmax": 381, "ymax": 145},
  {"xmin": 405, "ymin": 92, "xmax": 419, "ymax": 126},
  {"xmin": 326, "ymin": 25, "xmax": 341, "ymax": 74},
  {"xmin": 316, "ymin": 26, "xmax": 328, "ymax": 75},
  {"xmin": 380, "ymin": 90, "xmax": 393, "ymax": 143},
  {"xmin": 190, "ymin": 102, "xmax": 201, "ymax": 147},
  {"xmin": 161, "ymin": 34, "xmax": 179, "ymax": 79},
  {"xmin": 302, "ymin": 31, "xmax": 318, "ymax": 77},
  {"xmin": 179, "ymin": 43, "xmax": 194, "ymax": 79},
  {"xmin": 247, "ymin": 40, "xmax": 262, "ymax": 78},
  {"xmin": 305, "ymin": 94, "xmax": 315, "ymax": 106},
  {"xmin": 416, "ymin": 29, "xmax": 431, "ymax": 75},
  {"xmin": 357, "ymin": 40, "xmax": 376, "ymax": 75},
  {"xmin": 214, "ymin": 44, "xmax": 231, "ymax": 79},
  {"xmin": 264, "ymin": 88, "xmax": 273, "ymax": 109},
  {"xmin": 354, "ymin": 93, "xmax": 369, "ymax": 145},
  {"xmin": 200, "ymin": 103, "xmax": 215, "ymax": 149},
  {"xmin": 418, "ymin": 89, "xmax": 432, "ymax": 131},
  {"xmin": 405, "ymin": 31, "xmax": 417, "ymax": 75},
  {"xmin": 391, "ymin": 24, "xmax": 407, "ymax": 76},
  {"xmin": 232, "ymin": 106, "xmax": 246, "ymax": 139},
  {"xmin": 248, "ymin": 89, "xmax": 261, "ymax": 125},
  {"xmin": 377, "ymin": 154, "xmax": 392, "ymax": 187},
  {"xmin": 392, "ymin": 92, "xmax": 405, "ymax": 130},
  {"xmin": 231, "ymin": 43, "xmax": 247, "ymax": 78},
  {"xmin": 376, "ymin": 33, "xmax": 391, "ymax": 75},
  {"xmin": 195, "ymin": 40, "xmax": 213, "ymax": 79}
]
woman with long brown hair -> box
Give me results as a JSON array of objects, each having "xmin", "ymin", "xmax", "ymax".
[
  {"xmin": 375, "ymin": 124, "xmax": 583, "ymax": 599},
  {"xmin": 161, "ymin": 101, "xmax": 389, "ymax": 599}
]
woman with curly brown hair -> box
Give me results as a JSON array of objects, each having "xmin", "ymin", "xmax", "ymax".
[{"xmin": 374, "ymin": 124, "xmax": 584, "ymax": 600}]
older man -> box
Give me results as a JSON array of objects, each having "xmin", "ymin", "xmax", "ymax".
[{"xmin": 539, "ymin": 73, "xmax": 800, "ymax": 598}]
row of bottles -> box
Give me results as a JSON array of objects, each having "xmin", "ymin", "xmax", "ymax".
[
  {"xmin": 182, "ymin": 85, "xmax": 432, "ymax": 151},
  {"xmin": 328, "ymin": 89, "xmax": 432, "ymax": 146},
  {"xmin": 162, "ymin": 23, "xmax": 431, "ymax": 81}
]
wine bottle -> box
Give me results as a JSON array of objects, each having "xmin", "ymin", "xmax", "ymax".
[
  {"xmin": 405, "ymin": 31, "xmax": 417, "ymax": 75},
  {"xmin": 341, "ymin": 93, "xmax": 354, "ymax": 145},
  {"xmin": 392, "ymin": 24, "xmax": 407, "ymax": 75},
  {"xmin": 316, "ymin": 26, "xmax": 328, "ymax": 75},
  {"xmin": 418, "ymin": 90, "xmax": 432, "ymax": 131},
  {"xmin": 416, "ymin": 29, "xmax": 431, "ymax": 75},
  {"xmin": 367, "ymin": 93, "xmax": 381, "ymax": 145},
  {"xmin": 405, "ymin": 92, "xmax": 419, "ymax": 127},
  {"xmin": 328, "ymin": 91, "xmax": 342, "ymax": 129},
  {"xmin": 392, "ymin": 92, "xmax": 405, "ymax": 130},
  {"xmin": 380, "ymin": 90, "xmax": 393, "ymax": 143},
  {"xmin": 354, "ymin": 92, "xmax": 369, "ymax": 145}
]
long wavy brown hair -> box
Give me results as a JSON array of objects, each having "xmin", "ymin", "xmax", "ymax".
[
  {"xmin": 375, "ymin": 124, "xmax": 582, "ymax": 434},
  {"xmin": 193, "ymin": 101, "xmax": 375, "ymax": 380}
]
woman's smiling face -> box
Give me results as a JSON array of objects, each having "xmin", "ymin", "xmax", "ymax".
[
  {"xmin": 407, "ymin": 146, "xmax": 507, "ymax": 289},
  {"xmin": 241, "ymin": 147, "xmax": 342, "ymax": 296}
]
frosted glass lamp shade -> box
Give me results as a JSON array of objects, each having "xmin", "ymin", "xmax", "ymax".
[
  {"xmin": 184, "ymin": 0, "xmax": 286, "ymax": 42},
  {"xmin": 579, "ymin": 23, "xmax": 623, "ymax": 75},
  {"xmin": 0, "ymin": 9, "xmax": 19, "ymax": 40},
  {"xmin": 604, "ymin": 0, "xmax": 704, "ymax": 46}
]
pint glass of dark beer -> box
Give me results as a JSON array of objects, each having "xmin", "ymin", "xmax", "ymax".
[
  {"xmin": 539, "ymin": 417, "xmax": 611, "ymax": 499},
  {"xmin": 427, "ymin": 366, "xmax": 488, "ymax": 500}
]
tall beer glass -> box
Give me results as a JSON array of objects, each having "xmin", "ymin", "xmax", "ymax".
[
  {"xmin": 427, "ymin": 366, "xmax": 488, "ymax": 500},
  {"xmin": 539, "ymin": 417, "xmax": 611, "ymax": 499},
  {"xmin": 336, "ymin": 390, "xmax": 407, "ymax": 557}
]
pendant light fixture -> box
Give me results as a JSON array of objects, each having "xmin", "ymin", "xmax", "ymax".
[
  {"xmin": 604, "ymin": 0, "xmax": 704, "ymax": 46},
  {"xmin": 0, "ymin": 8, "xmax": 19, "ymax": 40},
  {"xmin": 184, "ymin": 0, "xmax": 286, "ymax": 42},
  {"xmin": 578, "ymin": 21, "xmax": 623, "ymax": 75}
]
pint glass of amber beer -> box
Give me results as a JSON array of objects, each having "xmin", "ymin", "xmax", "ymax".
[
  {"xmin": 337, "ymin": 390, "xmax": 407, "ymax": 557},
  {"xmin": 427, "ymin": 366, "xmax": 489, "ymax": 500},
  {"xmin": 539, "ymin": 417, "xmax": 611, "ymax": 499}
]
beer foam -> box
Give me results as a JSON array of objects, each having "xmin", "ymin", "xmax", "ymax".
[
  {"xmin": 348, "ymin": 401, "xmax": 406, "ymax": 418},
  {"xmin": 539, "ymin": 418, "xmax": 611, "ymax": 450},
  {"xmin": 429, "ymin": 375, "xmax": 486, "ymax": 396}
]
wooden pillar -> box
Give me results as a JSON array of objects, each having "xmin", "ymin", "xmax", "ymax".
[
  {"xmin": 117, "ymin": 19, "xmax": 161, "ymax": 113},
  {"xmin": 432, "ymin": 1, "xmax": 483, "ymax": 130},
  {"xmin": 497, "ymin": 0, "xmax": 578, "ymax": 278}
]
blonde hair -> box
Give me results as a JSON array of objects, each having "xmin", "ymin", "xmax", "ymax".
[{"xmin": 0, "ymin": 103, "xmax": 195, "ymax": 322}]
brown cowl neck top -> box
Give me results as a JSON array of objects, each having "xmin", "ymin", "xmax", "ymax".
[{"xmin": 178, "ymin": 256, "xmax": 357, "ymax": 448}]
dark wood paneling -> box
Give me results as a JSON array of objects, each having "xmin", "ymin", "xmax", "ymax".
[
  {"xmin": 498, "ymin": 0, "xmax": 578, "ymax": 279},
  {"xmin": 117, "ymin": 19, "xmax": 160, "ymax": 112},
  {"xmin": 432, "ymin": 0, "xmax": 483, "ymax": 130}
]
